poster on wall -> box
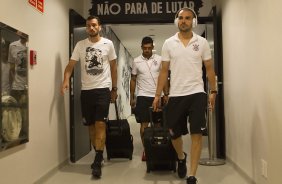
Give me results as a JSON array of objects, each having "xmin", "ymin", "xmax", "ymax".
[
  {"xmin": 28, "ymin": 0, "xmax": 44, "ymax": 13},
  {"xmin": 89, "ymin": 0, "xmax": 214, "ymax": 24}
]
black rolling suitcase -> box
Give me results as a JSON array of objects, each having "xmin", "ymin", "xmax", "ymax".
[
  {"xmin": 143, "ymin": 107, "xmax": 177, "ymax": 173},
  {"xmin": 106, "ymin": 102, "xmax": 133, "ymax": 160}
]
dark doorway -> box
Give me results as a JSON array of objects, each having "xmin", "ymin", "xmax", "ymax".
[{"xmin": 69, "ymin": 9, "xmax": 91, "ymax": 163}]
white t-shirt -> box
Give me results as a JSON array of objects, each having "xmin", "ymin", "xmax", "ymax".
[
  {"xmin": 162, "ymin": 32, "xmax": 212, "ymax": 96},
  {"xmin": 131, "ymin": 54, "xmax": 162, "ymax": 97},
  {"xmin": 71, "ymin": 37, "xmax": 117, "ymax": 90},
  {"xmin": 8, "ymin": 40, "xmax": 27, "ymax": 90}
]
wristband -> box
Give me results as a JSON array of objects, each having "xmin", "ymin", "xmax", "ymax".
[{"xmin": 210, "ymin": 90, "xmax": 217, "ymax": 94}]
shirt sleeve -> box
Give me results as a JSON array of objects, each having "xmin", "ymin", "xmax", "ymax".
[
  {"xmin": 161, "ymin": 40, "xmax": 170, "ymax": 62},
  {"xmin": 202, "ymin": 39, "xmax": 212, "ymax": 61},
  {"xmin": 70, "ymin": 41, "xmax": 81, "ymax": 61},
  {"xmin": 131, "ymin": 59, "xmax": 137, "ymax": 75},
  {"xmin": 108, "ymin": 41, "xmax": 117, "ymax": 61}
]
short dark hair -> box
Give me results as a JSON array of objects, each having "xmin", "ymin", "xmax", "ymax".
[
  {"xmin": 141, "ymin": 36, "xmax": 153, "ymax": 46},
  {"xmin": 175, "ymin": 7, "xmax": 197, "ymax": 19},
  {"xmin": 87, "ymin": 15, "xmax": 101, "ymax": 25}
]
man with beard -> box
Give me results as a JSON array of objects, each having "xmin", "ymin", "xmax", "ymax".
[
  {"xmin": 130, "ymin": 36, "xmax": 168, "ymax": 161},
  {"xmin": 61, "ymin": 15, "xmax": 117, "ymax": 178},
  {"xmin": 152, "ymin": 8, "xmax": 217, "ymax": 184}
]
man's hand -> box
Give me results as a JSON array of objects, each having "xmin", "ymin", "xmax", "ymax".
[
  {"xmin": 152, "ymin": 96, "xmax": 161, "ymax": 111},
  {"xmin": 60, "ymin": 81, "xmax": 69, "ymax": 96},
  {"xmin": 162, "ymin": 95, "xmax": 169, "ymax": 105},
  {"xmin": 110, "ymin": 90, "xmax": 118, "ymax": 102},
  {"xmin": 208, "ymin": 93, "xmax": 216, "ymax": 109},
  {"xmin": 130, "ymin": 97, "xmax": 136, "ymax": 108}
]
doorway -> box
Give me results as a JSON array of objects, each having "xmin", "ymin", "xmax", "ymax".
[{"xmin": 69, "ymin": 7, "xmax": 225, "ymax": 161}]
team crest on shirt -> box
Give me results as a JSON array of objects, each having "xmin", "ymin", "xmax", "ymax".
[
  {"xmin": 153, "ymin": 60, "xmax": 158, "ymax": 66},
  {"xmin": 193, "ymin": 44, "xmax": 199, "ymax": 51}
]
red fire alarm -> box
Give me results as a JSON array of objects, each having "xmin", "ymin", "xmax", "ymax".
[{"xmin": 30, "ymin": 50, "xmax": 37, "ymax": 65}]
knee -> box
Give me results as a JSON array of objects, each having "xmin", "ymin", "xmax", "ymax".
[
  {"xmin": 95, "ymin": 121, "xmax": 106, "ymax": 130},
  {"xmin": 140, "ymin": 123, "xmax": 149, "ymax": 132}
]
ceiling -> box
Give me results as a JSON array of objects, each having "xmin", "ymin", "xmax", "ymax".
[
  {"xmin": 109, "ymin": 24, "xmax": 177, "ymax": 58},
  {"xmin": 109, "ymin": 24, "xmax": 206, "ymax": 59}
]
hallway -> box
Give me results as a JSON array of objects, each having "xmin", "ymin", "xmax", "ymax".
[{"xmin": 38, "ymin": 116, "xmax": 251, "ymax": 184}]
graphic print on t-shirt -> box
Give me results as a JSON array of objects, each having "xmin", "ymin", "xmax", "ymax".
[
  {"xmin": 16, "ymin": 49, "xmax": 27, "ymax": 77},
  {"xmin": 85, "ymin": 47, "xmax": 103, "ymax": 75}
]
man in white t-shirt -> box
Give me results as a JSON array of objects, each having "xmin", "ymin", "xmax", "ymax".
[
  {"xmin": 130, "ymin": 36, "xmax": 168, "ymax": 161},
  {"xmin": 152, "ymin": 8, "xmax": 217, "ymax": 184},
  {"xmin": 60, "ymin": 16, "xmax": 117, "ymax": 178}
]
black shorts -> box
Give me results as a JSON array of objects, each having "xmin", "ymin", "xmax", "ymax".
[
  {"xmin": 80, "ymin": 88, "xmax": 111, "ymax": 126},
  {"xmin": 134, "ymin": 96, "xmax": 154, "ymax": 123},
  {"xmin": 166, "ymin": 93, "xmax": 207, "ymax": 138}
]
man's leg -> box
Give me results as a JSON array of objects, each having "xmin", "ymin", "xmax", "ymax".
[
  {"xmin": 189, "ymin": 134, "xmax": 202, "ymax": 176},
  {"xmin": 140, "ymin": 122, "xmax": 149, "ymax": 145},
  {"xmin": 92, "ymin": 121, "xmax": 106, "ymax": 178},
  {"xmin": 140, "ymin": 122, "xmax": 149, "ymax": 161},
  {"xmin": 94, "ymin": 121, "xmax": 106, "ymax": 150},
  {"xmin": 171, "ymin": 135, "xmax": 187, "ymax": 178},
  {"xmin": 89, "ymin": 124, "xmax": 96, "ymax": 150}
]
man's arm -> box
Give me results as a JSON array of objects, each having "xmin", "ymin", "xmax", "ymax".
[
  {"xmin": 109, "ymin": 59, "xmax": 118, "ymax": 102},
  {"xmin": 204, "ymin": 59, "xmax": 217, "ymax": 108},
  {"xmin": 130, "ymin": 74, "xmax": 137, "ymax": 107},
  {"xmin": 152, "ymin": 61, "xmax": 170, "ymax": 110},
  {"xmin": 60, "ymin": 60, "xmax": 76, "ymax": 95}
]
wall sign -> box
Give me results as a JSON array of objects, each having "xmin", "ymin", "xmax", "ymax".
[
  {"xmin": 28, "ymin": 0, "xmax": 44, "ymax": 14},
  {"xmin": 89, "ymin": 0, "xmax": 213, "ymax": 24}
]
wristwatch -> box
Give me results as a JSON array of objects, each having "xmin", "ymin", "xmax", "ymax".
[
  {"xmin": 112, "ymin": 87, "xmax": 118, "ymax": 91},
  {"xmin": 210, "ymin": 90, "xmax": 217, "ymax": 94}
]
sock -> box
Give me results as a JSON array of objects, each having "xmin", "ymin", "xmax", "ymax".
[
  {"xmin": 178, "ymin": 152, "xmax": 185, "ymax": 160},
  {"xmin": 96, "ymin": 150, "xmax": 103, "ymax": 156}
]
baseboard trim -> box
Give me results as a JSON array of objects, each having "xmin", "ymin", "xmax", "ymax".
[
  {"xmin": 33, "ymin": 159, "xmax": 69, "ymax": 184},
  {"xmin": 227, "ymin": 157, "xmax": 256, "ymax": 184}
]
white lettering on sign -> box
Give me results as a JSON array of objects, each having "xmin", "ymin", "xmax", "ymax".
[
  {"xmin": 165, "ymin": 1, "xmax": 195, "ymax": 13},
  {"xmin": 125, "ymin": 2, "xmax": 148, "ymax": 14},
  {"xmin": 151, "ymin": 2, "xmax": 163, "ymax": 14},
  {"xmin": 97, "ymin": 2, "xmax": 121, "ymax": 15}
]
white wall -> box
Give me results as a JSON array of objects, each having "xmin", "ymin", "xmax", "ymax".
[
  {"xmin": 0, "ymin": 0, "xmax": 84, "ymax": 183},
  {"xmin": 220, "ymin": 0, "xmax": 282, "ymax": 183},
  {"xmin": 1, "ymin": 0, "xmax": 281, "ymax": 183}
]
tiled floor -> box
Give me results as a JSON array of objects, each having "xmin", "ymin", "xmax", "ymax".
[{"xmin": 39, "ymin": 115, "xmax": 251, "ymax": 184}]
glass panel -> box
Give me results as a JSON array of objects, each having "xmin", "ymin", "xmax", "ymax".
[{"xmin": 0, "ymin": 22, "xmax": 29, "ymax": 151}]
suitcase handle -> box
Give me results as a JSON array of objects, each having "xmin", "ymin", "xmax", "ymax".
[
  {"xmin": 148, "ymin": 106, "xmax": 167, "ymax": 127},
  {"xmin": 148, "ymin": 106, "xmax": 169, "ymax": 137}
]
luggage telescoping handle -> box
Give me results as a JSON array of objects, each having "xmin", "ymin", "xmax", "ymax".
[
  {"xmin": 113, "ymin": 101, "xmax": 120, "ymax": 121},
  {"xmin": 107, "ymin": 102, "xmax": 121, "ymax": 131},
  {"xmin": 148, "ymin": 106, "xmax": 167, "ymax": 128}
]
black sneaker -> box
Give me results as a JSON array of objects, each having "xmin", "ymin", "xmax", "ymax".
[
  {"xmin": 92, "ymin": 152, "xmax": 103, "ymax": 178},
  {"xmin": 177, "ymin": 152, "xmax": 187, "ymax": 178},
  {"xmin": 186, "ymin": 176, "xmax": 198, "ymax": 184},
  {"xmin": 91, "ymin": 156, "xmax": 104, "ymax": 169}
]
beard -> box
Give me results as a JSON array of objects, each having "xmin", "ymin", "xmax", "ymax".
[
  {"xmin": 179, "ymin": 24, "xmax": 192, "ymax": 32},
  {"xmin": 89, "ymin": 32, "xmax": 98, "ymax": 37}
]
